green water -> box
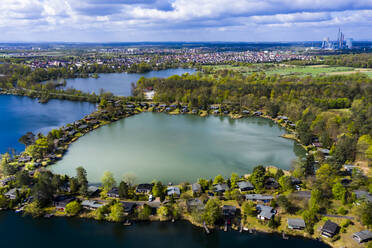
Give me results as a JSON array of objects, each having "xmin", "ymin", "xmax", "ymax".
[{"xmin": 51, "ymin": 113, "xmax": 305, "ymax": 184}]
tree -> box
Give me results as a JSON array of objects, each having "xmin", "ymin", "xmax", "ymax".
[
  {"xmin": 197, "ymin": 178, "xmax": 209, "ymax": 192},
  {"xmin": 101, "ymin": 171, "xmax": 116, "ymax": 191},
  {"xmin": 65, "ymin": 201, "xmax": 81, "ymax": 216},
  {"xmin": 332, "ymin": 182, "xmax": 347, "ymax": 201},
  {"xmin": 157, "ymin": 206, "xmax": 169, "ymax": 220},
  {"xmin": 242, "ymin": 201, "xmax": 256, "ymax": 218},
  {"xmin": 33, "ymin": 171, "xmax": 55, "ymax": 207},
  {"xmin": 123, "ymin": 173, "xmax": 137, "ymax": 188},
  {"xmin": 278, "ymin": 176, "xmax": 293, "ymax": 192},
  {"xmin": 230, "ymin": 173, "xmax": 239, "ymax": 188},
  {"xmin": 213, "ymin": 174, "xmax": 224, "ymax": 185},
  {"xmin": 202, "ymin": 198, "xmax": 221, "ymax": 225},
  {"xmin": 275, "ymin": 169, "xmax": 284, "ymax": 180},
  {"xmin": 15, "ymin": 170, "xmax": 31, "ymax": 187},
  {"xmin": 138, "ymin": 204, "xmax": 152, "ymax": 220},
  {"xmin": 277, "ymin": 195, "xmax": 294, "ymax": 214},
  {"xmin": 250, "ymin": 165, "xmax": 266, "ymax": 190},
  {"xmin": 109, "ymin": 203, "xmax": 124, "ymax": 222},
  {"xmin": 118, "ymin": 181, "xmax": 129, "ymax": 199},
  {"xmin": 69, "ymin": 177, "xmax": 79, "ymax": 194},
  {"xmin": 358, "ymin": 202, "xmax": 372, "ymax": 228},
  {"xmin": 152, "ymin": 181, "xmax": 164, "ymax": 198},
  {"xmin": 76, "ymin": 166, "xmax": 88, "ymax": 196}
]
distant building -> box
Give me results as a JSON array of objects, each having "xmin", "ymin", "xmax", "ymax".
[
  {"xmin": 287, "ymin": 218, "xmax": 306, "ymax": 230},
  {"xmin": 353, "ymin": 230, "xmax": 372, "ymax": 243}
]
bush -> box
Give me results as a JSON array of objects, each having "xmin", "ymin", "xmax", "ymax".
[
  {"xmin": 65, "ymin": 201, "xmax": 81, "ymax": 216},
  {"xmin": 337, "ymin": 207, "xmax": 348, "ymax": 215}
]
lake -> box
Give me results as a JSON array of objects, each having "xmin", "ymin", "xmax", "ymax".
[
  {"xmin": 51, "ymin": 112, "xmax": 305, "ymax": 184},
  {"xmin": 0, "ymin": 95, "xmax": 95, "ymax": 154},
  {"xmin": 0, "ymin": 212, "xmax": 329, "ymax": 248},
  {"xmin": 56, "ymin": 68, "xmax": 196, "ymax": 96}
]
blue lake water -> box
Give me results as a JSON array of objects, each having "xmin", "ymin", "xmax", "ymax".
[
  {"xmin": 56, "ymin": 68, "xmax": 196, "ymax": 96},
  {"xmin": 0, "ymin": 212, "xmax": 330, "ymax": 248},
  {"xmin": 0, "ymin": 95, "xmax": 95, "ymax": 153}
]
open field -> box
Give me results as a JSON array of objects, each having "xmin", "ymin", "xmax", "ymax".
[{"xmin": 204, "ymin": 64, "xmax": 372, "ymax": 78}]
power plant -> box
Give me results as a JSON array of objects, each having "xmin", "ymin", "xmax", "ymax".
[{"xmin": 321, "ymin": 28, "xmax": 353, "ymax": 50}]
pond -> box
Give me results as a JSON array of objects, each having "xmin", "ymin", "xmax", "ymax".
[
  {"xmin": 51, "ymin": 112, "xmax": 305, "ymax": 184},
  {"xmin": 54, "ymin": 68, "xmax": 196, "ymax": 96},
  {"xmin": 0, "ymin": 95, "xmax": 95, "ymax": 154},
  {"xmin": 0, "ymin": 212, "xmax": 330, "ymax": 248}
]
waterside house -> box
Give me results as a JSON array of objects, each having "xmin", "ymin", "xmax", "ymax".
[
  {"xmin": 237, "ymin": 181, "xmax": 254, "ymax": 192},
  {"xmin": 87, "ymin": 186, "xmax": 100, "ymax": 197},
  {"xmin": 53, "ymin": 196, "xmax": 75, "ymax": 211},
  {"xmin": 186, "ymin": 199, "xmax": 204, "ymax": 212},
  {"xmin": 222, "ymin": 205, "xmax": 237, "ymax": 218},
  {"xmin": 287, "ymin": 218, "xmax": 306, "ymax": 230},
  {"xmin": 167, "ymin": 186, "xmax": 181, "ymax": 197},
  {"xmin": 321, "ymin": 220, "xmax": 339, "ymax": 238},
  {"xmin": 256, "ymin": 204, "xmax": 276, "ymax": 220},
  {"xmin": 245, "ymin": 194, "xmax": 273, "ymax": 203},
  {"xmin": 107, "ymin": 187, "xmax": 120, "ymax": 198},
  {"xmin": 353, "ymin": 230, "xmax": 372, "ymax": 243},
  {"xmin": 353, "ymin": 190, "xmax": 372, "ymax": 203},
  {"xmin": 81, "ymin": 200, "xmax": 103, "ymax": 210},
  {"xmin": 213, "ymin": 183, "xmax": 229, "ymax": 194},
  {"xmin": 4, "ymin": 188, "xmax": 20, "ymax": 200},
  {"xmin": 192, "ymin": 183, "xmax": 202, "ymax": 195},
  {"xmin": 136, "ymin": 184, "xmax": 153, "ymax": 194}
]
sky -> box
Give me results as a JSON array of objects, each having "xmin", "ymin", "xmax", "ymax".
[{"xmin": 0, "ymin": 0, "xmax": 372, "ymax": 42}]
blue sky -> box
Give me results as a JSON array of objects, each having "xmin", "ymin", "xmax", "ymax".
[{"xmin": 1, "ymin": 0, "xmax": 371, "ymax": 42}]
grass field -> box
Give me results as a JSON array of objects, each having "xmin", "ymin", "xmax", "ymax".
[{"xmin": 204, "ymin": 64, "xmax": 372, "ymax": 78}]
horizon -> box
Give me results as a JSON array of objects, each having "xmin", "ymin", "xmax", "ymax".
[{"xmin": 1, "ymin": 0, "xmax": 372, "ymax": 42}]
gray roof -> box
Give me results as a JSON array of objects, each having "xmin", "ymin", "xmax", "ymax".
[
  {"xmin": 237, "ymin": 181, "xmax": 254, "ymax": 190},
  {"xmin": 257, "ymin": 204, "xmax": 275, "ymax": 219},
  {"xmin": 353, "ymin": 230, "xmax": 372, "ymax": 242},
  {"xmin": 353, "ymin": 190, "xmax": 372, "ymax": 203},
  {"xmin": 287, "ymin": 218, "xmax": 306, "ymax": 229},
  {"xmin": 245, "ymin": 194, "xmax": 273, "ymax": 201},
  {"xmin": 167, "ymin": 186, "xmax": 180, "ymax": 196},
  {"xmin": 213, "ymin": 183, "xmax": 229, "ymax": 192},
  {"xmin": 81, "ymin": 200, "xmax": 103, "ymax": 209},
  {"xmin": 187, "ymin": 199, "xmax": 204, "ymax": 210},
  {"xmin": 192, "ymin": 183, "xmax": 201, "ymax": 192},
  {"xmin": 5, "ymin": 188, "xmax": 19, "ymax": 197},
  {"xmin": 87, "ymin": 186, "xmax": 99, "ymax": 193}
]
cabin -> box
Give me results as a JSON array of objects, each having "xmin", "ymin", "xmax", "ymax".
[
  {"xmin": 222, "ymin": 205, "xmax": 237, "ymax": 217},
  {"xmin": 321, "ymin": 220, "xmax": 339, "ymax": 238},
  {"xmin": 245, "ymin": 194, "xmax": 273, "ymax": 203},
  {"xmin": 81, "ymin": 200, "xmax": 103, "ymax": 210},
  {"xmin": 136, "ymin": 184, "xmax": 153, "ymax": 194},
  {"xmin": 192, "ymin": 183, "xmax": 202, "ymax": 194},
  {"xmin": 167, "ymin": 186, "xmax": 181, "ymax": 197},
  {"xmin": 256, "ymin": 204, "xmax": 275, "ymax": 220},
  {"xmin": 5, "ymin": 188, "xmax": 20, "ymax": 200},
  {"xmin": 353, "ymin": 190, "xmax": 372, "ymax": 203},
  {"xmin": 344, "ymin": 164, "xmax": 356, "ymax": 175},
  {"xmin": 353, "ymin": 230, "xmax": 372, "ymax": 243},
  {"xmin": 213, "ymin": 183, "xmax": 229, "ymax": 193},
  {"xmin": 107, "ymin": 187, "xmax": 120, "ymax": 198},
  {"xmin": 53, "ymin": 196, "xmax": 75, "ymax": 211},
  {"xmin": 237, "ymin": 181, "xmax": 254, "ymax": 192},
  {"xmin": 318, "ymin": 148, "xmax": 330, "ymax": 156},
  {"xmin": 242, "ymin": 110, "xmax": 250, "ymax": 114},
  {"xmin": 265, "ymin": 178, "xmax": 279, "ymax": 189},
  {"xmin": 122, "ymin": 202, "xmax": 137, "ymax": 214},
  {"xmin": 186, "ymin": 199, "xmax": 204, "ymax": 212},
  {"xmin": 0, "ymin": 176, "xmax": 15, "ymax": 186},
  {"xmin": 287, "ymin": 218, "xmax": 306, "ymax": 230},
  {"xmin": 253, "ymin": 111, "xmax": 262, "ymax": 116},
  {"xmin": 87, "ymin": 186, "xmax": 100, "ymax": 197},
  {"xmin": 191, "ymin": 109, "xmax": 198, "ymax": 114}
]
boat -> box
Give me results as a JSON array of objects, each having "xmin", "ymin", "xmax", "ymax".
[{"xmin": 123, "ymin": 220, "xmax": 132, "ymax": 226}]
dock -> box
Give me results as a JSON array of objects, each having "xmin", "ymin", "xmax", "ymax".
[{"xmin": 203, "ymin": 222, "xmax": 210, "ymax": 234}]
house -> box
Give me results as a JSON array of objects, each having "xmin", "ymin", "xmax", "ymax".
[
  {"xmin": 242, "ymin": 110, "xmax": 250, "ymax": 114},
  {"xmin": 136, "ymin": 184, "xmax": 153, "ymax": 194},
  {"xmin": 253, "ymin": 111, "xmax": 262, "ymax": 116},
  {"xmin": 318, "ymin": 148, "xmax": 330, "ymax": 156},
  {"xmin": 186, "ymin": 199, "xmax": 204, "ymax": 212},
  {"xmin": 107, "ymin": 187, "xmax": 120, "ymax": 198},
  {"xmin": 353, "ymin": 190, "xmax": 372, "ymax": 203},
  {"xmin": 287, "ymin": 218, "xmax": 306, "ymax": 230},
  {"xmin": 121, "ymin": 202, "xmax": 137, "ymax": 213},
  {"xmin": 222, "ymin": 205, "xmax": 237, "ymax": 217},
  {"xmin": 237, "ymin": 181, "xmax": 254, "ymax": 192},
  {"xmin": 265, "ymin": 178, "xmax": 279, "ymax": 189},
  {"xmin": 81, "ymin": 200, "xmax": 103, "ymax": 210},
  {"xmin": 192, "ymin": 183, "xmax": 202, "ymax": 194},
  {"xmin": 0, "ymin": 176, "xmax": 15, "ymax": 186},
  {"xmin": 245, "ymin": 194, "xmax": 273, "ymax": 203},
  {"xmin": 321, "ymin": 220, "xmax": 339, "ymax": 238},
  {"xmin": 167, "ymin": 186, "xmax": 181, "ymax": 197},
  {"xmin": 53, "ymin": 196, "xmax": 75, "ymax": 211},
  {"xmin": 18, "ymin": 156, "xmax": 31, "ymax": 163},
  {"xmin": 87, "ymin": 186, "xmax": 100, "ymax": 197},
  {"xmin": 353, "ymin": 230, "xmax": 372, "ymax": 243},
  {"xmin": 213, "ymin": 183, "xmax": 229, "ymax": 193},
  {"xmin": 5, "ymin": 188, "xmax": 20, "ymax": 200},
  {"xmin": 344, "ymin": 164, "xmax": 356, "ymax": 175},
  {"xmin": 256, "ymin": 204, "xmax": 275, "ymax": 220},
  {"xmin": 78, "ymin": 124, "xmax": 88, "ymax": 130}
]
